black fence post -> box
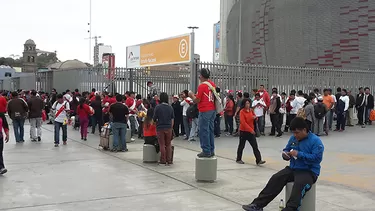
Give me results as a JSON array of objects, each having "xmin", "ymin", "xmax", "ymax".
[{"xmin": 129, "ymin": 68, "xmax": 134, "ymax": 92}]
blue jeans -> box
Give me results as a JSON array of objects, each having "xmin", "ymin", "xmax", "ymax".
[
  {"xmin": 189, "ymin": 118, "xmax": 199, "ymax": 140},
  {"xmin": 112, "ymin": 122, "xmax": 127, "ymax": 150},
  {"xmin": 214, "ymin": 115, "xmax": 221, "ymax": 136},
  {"xmin": 198, "ymin": 110, "xmax": 216, "ymax": 155},
  {"xmin": 256, "ymin": 116, "xmax": 265, "ymax": 133},
  {"xmin": 326, "ymin": 109, "xmax": 333, "ymax": 129},
  {"xmin": 54, "ymin": 121, "xmax": 67, "ymax": 144},
  {"xmin": 183, "ymin": 116, "xmax": 191, "ymax": 139},
  {"xmin": 12, "ymin": 118, "xmax": 25, "ymax": 142},
  {"xmin": 365, "ymin": 108, "xmax": 372, "ymax": 123}
]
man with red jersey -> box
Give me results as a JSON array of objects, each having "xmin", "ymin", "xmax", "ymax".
[
  {"xmin": 125, "ymin": 91, "xmax": 137, "ymax": 142},
  {"xmin": 189, "ymin": 68, "xmax": 217, "ymax": 158}
]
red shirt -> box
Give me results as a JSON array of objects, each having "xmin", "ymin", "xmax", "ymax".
[
  {"xmin": 239, "ymin": 108, "xmax": 256, "ymax": 134},
  {"xmin": 0, "ymin": 96, "xmax": 7, "ymax": 113},
  {"xmin": 125, "ymin": 98, "xmax": 136, "ymax": 114},
  {"xmin": 76, "ymin": 104, "xmax": 92, "ymax": 119},
  {"xmin": 136, "ymin": 99, "xmax": 142, "ymax": 108},
  {"xmin": 143, "ymin": 123, "xmax": 157, "ymax": 137},
  {"xmin": 257, "ymin": 90, "xmax": 270, "ymax": 107},
  {"xmin": 196, "ymin": 80, "xmax": 216, "ymax": 112}
]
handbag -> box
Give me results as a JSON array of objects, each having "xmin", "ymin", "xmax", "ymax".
[{"xmin": 202, "ymin": 81, "xmax": 224, "ymax": 113}]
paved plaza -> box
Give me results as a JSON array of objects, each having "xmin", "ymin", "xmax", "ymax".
[{"xmin": 0, "ymin": 123, "xmax": 375, "ymax": 211}]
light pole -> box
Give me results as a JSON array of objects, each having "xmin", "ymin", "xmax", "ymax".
[
  {"xmin": 187, "ymin": 26, "xmax": 198, "ymax": 91},
  {"xmin": 87, "ymin": 0, "xmax": 92, "ymax": 63},
  {"xmin": 188, "ymin": 26, "xmax": 199, "ymax": 33}
]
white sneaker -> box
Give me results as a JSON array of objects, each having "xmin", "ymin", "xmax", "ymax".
[
  {"xmin": 130, "ymin": 138, "xmax": 135, "ymax": 142},
  {"xmin": 0, "ymin": 168, "xmax": 7, "ymax": 175}
]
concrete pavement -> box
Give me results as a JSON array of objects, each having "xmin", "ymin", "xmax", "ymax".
[{"xmin": 0, "ymin": 123, "xmax": 375, "ymax": 211}]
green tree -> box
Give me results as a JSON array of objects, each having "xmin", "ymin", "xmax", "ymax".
[{"xmin": 37, "ymin": 53, "xmax": 59, "ymax": 68}]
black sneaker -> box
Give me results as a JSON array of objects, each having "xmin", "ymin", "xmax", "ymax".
[
  {"xmin": 236, "ymin": 160, "xmax": 245, "ymax": 164},
  {"xmin": 31, "ymin": 139, "xmax": 37, "ymax": 142},
  {"xmin": 121, "ymin": 149, "xmax": 129, "ymax": 152},
  {"xmin": 242, "ymin": 204, "xmax": 263, "ymax": 211},
  {"xmin": 276, "ymin": 134, "xmax": 282, "ymax": 137},
  {"xmin": 257, "ymin": 160, "xmax": 266, "ymax": 166},
  {"xmin": 38, "ymin": 137, "xmax": 41, "ymax": 142},
  {"xmin": 54, "ymin": 144, "xmax": 59, "ymax": 147},
  {"xmin": 269, "ymin": 133, "xmax": 275, "ymax": 136},
  {"xmin": 197, "ymin": 152, "xmax": 211, "ymax": 158},
  {"xmin": 83, "ymin": 138, "xmax": 87, "ymax": 141},
  {"xmin": 0, "ymin": 168, "xmax": 7, "ymax": 175},
  {"xmin": 211, "ymin": 152, "xmax": 215, "ymax": 157}
]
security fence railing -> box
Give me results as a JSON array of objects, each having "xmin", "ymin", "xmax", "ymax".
[{"xmin": 33, "ymin": 62, "xmax": 375, "ymax": 97}]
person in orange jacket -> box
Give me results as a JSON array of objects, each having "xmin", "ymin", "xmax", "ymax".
[{"xmin": 236, "ymin": 98, "xmax": 266, "ymax": 165}]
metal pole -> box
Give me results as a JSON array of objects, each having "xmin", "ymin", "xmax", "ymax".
[
  {"xmin": 190, "ymin": 32, "xmax": 197, "ymax": 91},
  {"xmin": 89, "ymin": 0, "xmax": 92, "ymax": 63},
  {"xmin": 238, "ymin": 0, "xmax": 242, "ymax": 64},
  {"xmin": 238, "ymin": 0, "xmax": 243, "ymax": 90}
]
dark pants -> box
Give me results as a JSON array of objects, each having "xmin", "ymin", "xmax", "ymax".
[
  {"xmin": 225, "ymin": 114, "xmax": 234, "ymax": 134},
  {"xmin": 270, "ymin": 114, "xmax": 282, "ymax": 135},
  {"xmin": 91, "ymin": 114, "xmax": 103, "ymax": 134},
  {"xmin": 0, "ymin": 137, "xmax": 4, "ymax": 169},
  {"xmin": 157, "ymin": 129, "xmax": 173, "ymax": 163},
  {"xmin": 336, "ymin": 112, "xmax": 346, "ymax": 130},
  {"xmin": 144, "ymin": 136, "xmax": 160, "ymax": 153},
  {"xmin": 305, "ymin": 120, "xmax": 312, "ymax": 132},
  {"xmin": 236, "ymin": 131, "xmax": 262, "ymax": 163},
  {"xmin": 357, "ymin": 106, "xmax": 365, "ymax": 125},
  {"xmin": 12, "ymin": 118, "xmax": 25, "ymax": 142},
  {"xmin": 252, "ymin": 167, "xmax": 317, "ymax": 211},
  {"xmin": 54, "ymin": 122, "xmax": 67, "ymax": 144},
  {"xmin": 214, "ymin": 115, "xmax": 221, "ymax": 136},
  {"xmin": 0, "ymin": 113, "xmax": 9, "ymax": 130},
  {"xmin": 285, "ymin": 114, "xmax": 296, "ymax": 131},
  {"xmin": 279, "ymin": 113, "xmax": 284, "ymax": 129},
  {"xmin": 138, "ymin": 119, "xmax": 144, "ymax": 138},
  {"xmin": 173, "ymin": 118, "xmax": 181, "ymax": 138},
  {"xmin": 224, "ymin": 113, "xmax": 229, "ymax": 131}
]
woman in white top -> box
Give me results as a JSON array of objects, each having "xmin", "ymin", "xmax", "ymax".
[
  {"xmin": 180, "ymin": 90, "xmax": 192, "ymax": 140},
  {"xmin": 335, "ymin": 89, "xmax": 349, "ymax": 131}
]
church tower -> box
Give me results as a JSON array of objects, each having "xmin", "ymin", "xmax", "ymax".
[{"xmin": 22, "ymin": 39, "xmax": 38, "ymax": 73}]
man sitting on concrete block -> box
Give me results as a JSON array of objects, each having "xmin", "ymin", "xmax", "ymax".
[{"xmin": 242, "ymin": 117, "xmax": 324, "ymax": 211}]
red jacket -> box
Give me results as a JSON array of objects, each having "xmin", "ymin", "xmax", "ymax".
[
  {"xmin": 143, "ymin": 123, "xmax": 157, "ymax": 137},
  {"xmin": 0, "ymin": 96, "xmax": 7, "ymax": 113},
  {"xmin": 239, "ymin": 108, "xmax": 256, "ymax": 134},
  {"xmin": 225, "ymin": 100, "xmax": 235, "ymax": 116},
  {"xmin": 76, "ymin": 104, "xmax": 93, "ymax": 119},
  {"xmin": 257, "ymin": 91, "xmax": 270, "ymax": 107}
]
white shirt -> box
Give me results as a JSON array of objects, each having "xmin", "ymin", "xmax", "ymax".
[
  {"xmin": 180, "ymin": 97, "xmax": 192, "ymax": 116},
  {"xmin": 64, "ymin": 94, "xmax": 72, "ymax": 102},
  {"xmin": 339, "ymin": 95, "xmax": 350, "ymax": 111},
  {"xmin": 252, "ymin": 99, "xmax": 266, "ymax": 117},
  {"xmin": 291, "ymin": 96, "xmax": 306, "ymax": 113},
  {"xmin": 331, "ymin": 94, "xmax": 337, "ymax": 109},
  {"xmin": 52, "ymin": 101, "xmax": 70, "ymax": 123}
]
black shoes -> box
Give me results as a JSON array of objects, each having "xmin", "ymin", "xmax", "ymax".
[
  {"xmin": 0, "ymin": 168, "xmax": 7, "ymax": 175},
  {"xmin": 197, "ymin": 152, "xmax": 214, "ymax": 158}
]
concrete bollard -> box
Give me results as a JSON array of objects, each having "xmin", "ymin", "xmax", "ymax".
[
  {"xmin": 195, "ymin": 157, "xmax": 217, "ymax": 182},
  {"xmin": 143, "ymin": 144, "xmax": 159, "ymax": 163},
  {"xmin": 285, "ymin": 182, "xmax": 316, "ymax": 211}
]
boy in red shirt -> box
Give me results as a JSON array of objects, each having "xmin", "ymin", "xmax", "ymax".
[
  {"xmin": 188, "ymin": 68, "xmax": 217, "ymax": 158},
  {"xmin": 125, "ymin": 91, "xmax": 137, "ymax": 142}
]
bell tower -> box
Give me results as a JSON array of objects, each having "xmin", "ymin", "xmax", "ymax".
[{"xmin": 22, "ymin": 39, "xmax": 38, "ymax": 73}]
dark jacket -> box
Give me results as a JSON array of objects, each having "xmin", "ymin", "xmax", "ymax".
[
  {"xmin": 171, "ymin": 101, "xmax": 183, "ymax": 121},
  {"xmin": 348, "ymin": 94, "xmax": 355, "ymax": 108},
  {"xmin": 90, "ymin": 100, "xmax": 103, "ymax": 117},
  {"xmin": 356, "ymin": 93, "xmax": 365, "ymax": 108},
  {"xmin": 28, "ymin": 96, "xmax": 44, "ymax": 118},
  {"xmin": 7, "ymin": 98, "xmax": 29, "ymax": 120},
  {"xmin": 366, "ymin": 94, "xmax": 374, "ymax": 109},
  {"xmin": 153, "ymin": 103, "xmax": 174, "ymax": 131}
]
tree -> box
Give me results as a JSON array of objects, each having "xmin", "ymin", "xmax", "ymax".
[
  {"xmin": 0, "ymin": 57, "xmax": 22, "ymax": 67},
  {"xmin": 37, "ymin": 53, "xmax": 59, "ymax": 68}
]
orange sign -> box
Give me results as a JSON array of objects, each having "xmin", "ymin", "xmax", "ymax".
[{"xmin": 139, "ymin": 34, "xmax": 191, "ymax": 67}]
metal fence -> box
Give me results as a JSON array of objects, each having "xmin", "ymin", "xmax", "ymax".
[
  {"xmin": 34, "ymin": 62, "xmax": 375, "ymax": 96},
  {"xmin": 199, "ymin": 62, "xmax": 375, "ymax": 94},
  {"xmin": 36, "ymin": 67, "xmax": 190, "ymax": 97},
  {"xmin": 0, "ymin": 73, "xmax": 36, "ymax": 91}
]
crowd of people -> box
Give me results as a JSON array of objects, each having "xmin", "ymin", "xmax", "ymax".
[{"xmin": 0, "ymin": 67, "xmax": 374, "ymax": 210}]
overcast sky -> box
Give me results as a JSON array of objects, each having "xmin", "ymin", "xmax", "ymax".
[{"xmin": 0, "ymin": 0, "xmax": 220, "ymax": 66}]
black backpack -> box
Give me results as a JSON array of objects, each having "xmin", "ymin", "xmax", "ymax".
[
  {"xmin": 186, "ymin": 104, "xmax": 199, "ymax": 118},
  {"xmin": 314, "ymin": 103, "xmax": 326, "ymax": 119}
]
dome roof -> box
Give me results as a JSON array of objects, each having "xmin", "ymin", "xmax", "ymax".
[
  {"xmin": 25, "ymin": 39, "xmax": 36, "ymax": 45},
  {"xmin": 47, "ymin": 59, "xmax": 88, "ymax": 70}
]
